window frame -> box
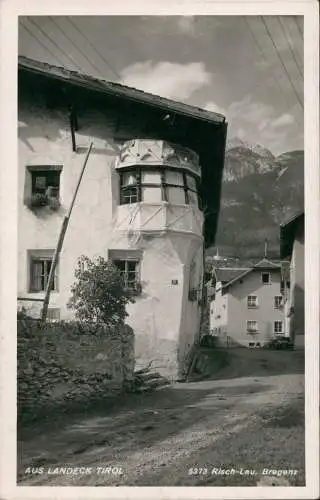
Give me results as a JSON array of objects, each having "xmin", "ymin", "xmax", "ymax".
[
  {"xmin": 28, "ymin": 166, "xmax": 62, "ymax": 197},
  {"xmin": 274, "ymin": 295, "xmax": 283, "ymax": 309},
  {"xmin": 247, "ymin": 320, "xmax": 259, "ymax": 333},
  {"xmin": 28, "ymin": 250, "xmax": 59, "ymax": 293},
  {"xmin": 261, "ymin": 272, "xmax": 271, "ymax": 285},
  {"xmin": 25, "ymin": 165, "xmax": 62, "ymax": 208},
  {"xmin": 119, "ymin": 166, "xmax": 200, "ymax": 208},
  {"xmin": 274, "ymin": 320, "xmax": 284, "ymax": 334},
  {"xmin": 247, "ymin": 295, "xmax": 258, "ymax": 309},
  {"xmin": 109, "ymin": 250, "xmax": 142, "ymax": 295}
]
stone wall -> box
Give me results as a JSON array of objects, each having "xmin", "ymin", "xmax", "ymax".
[{"xmin": 17, "ymin": 319, "xmax": 134, "ymax": 421}]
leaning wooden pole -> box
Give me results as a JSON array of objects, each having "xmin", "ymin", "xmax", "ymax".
[{"xmin": 41, "ymin": 142, "xmax": 93, "ymax": 323}]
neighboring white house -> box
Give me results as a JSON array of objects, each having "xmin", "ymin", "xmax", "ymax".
[
  {"xmin": 280, "ymin": 212, "xmax": 305, "ymax": 347},
  {"xmin": 210, "ymin": 259, "xmax": 286, "ymax": 347},
  {"xmin": 17, "ymin": 56, "xmax": 227, "ymax": 379}
]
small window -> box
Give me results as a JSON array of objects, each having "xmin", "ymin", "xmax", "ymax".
[
  {"xmin": 247, "ymin": 295, "xmax": 258, "ymax": 308},
  {"xmin": 261, "ymin": 272, "xmax": 271, "ymax": 284},
  {"xmin": 31, "ymin": 170, "xmax": 60, "ymax": 196},
  {"xmin": 113, "ymin": 259, "xmax": 141, "ymax": 293},
  {"xmin": 165, "ymin": 170, "xmax": 184, "ymax": 186},
  {"xmin": 118, "ymin": 167, "xmax": 200, "ymax": 208},
  {"xmin": 141, "ymin": 187, "xmax": 162, "ymax": 202},
  {"xmin": 274, "ymin": 296, "xmax": 283, "ymax": 309},
  {"xmin": 247, "ymin": 320, "xmax": 258, "ymax": 333},
  {"xmin": 27, "ymin": 166, "xmax": 62, "ymax": 209},
  {"xmin": 274, "ymin": 321, "xmax": 283, "ymax": 334},
  {"xmin": 29, "ymin": 251, "xmax": 58, "ymax": 292},
  {"xmin": 122, "ymin": 172, "xmax": 137, "ymax": 186},
  {"xmin": 167, "ymin": 186, "xmax": 186, "ymax": 204},
  {"xmin": 141, "ymin": 171, "xmax": 161, "ymax": 184},
  {"xmin": 120, "ymin": 186, "xmax": 139, "ymax": 205}
]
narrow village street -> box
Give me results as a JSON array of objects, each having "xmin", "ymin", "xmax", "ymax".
[{"xmin": 18, "ymin": 352, "xmax": 305, "ymax": 487}]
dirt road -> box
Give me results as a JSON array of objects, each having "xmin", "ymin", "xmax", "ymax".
[{"xmin": 18, "ymin": 370, "xmax": 305, "ymax": 486}]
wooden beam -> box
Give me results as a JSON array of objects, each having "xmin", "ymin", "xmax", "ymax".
[
  {"xmin": 69, "ymin": 105, "xmax": 77, "ymax": 152},
  {"xmin": 41, "ymin": 142, "xmax": 93, "ymax": 323}
]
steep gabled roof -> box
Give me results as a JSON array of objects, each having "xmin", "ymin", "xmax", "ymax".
[
  {"xmin": 222, "ymin": 258, "xmax": 281, "ymax": 292},
  {"xmin": 280, "ymin": 212, "xmax": 304, "ymax": 259},
  {"xmin": 18, "ymin": 56, "xmax": 228, "ymax": 248},
  {"xmin": 18, "ymin": 56, "xmax": 226, "ymax": 126}
]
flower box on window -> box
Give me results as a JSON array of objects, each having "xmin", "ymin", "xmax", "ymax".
[
  {"xmin": 26, "ymin": 167, "xmax": 62, "ymax": 211},
  {"xmin": 29, "ymin": 193, "xmax": 48, "ymax": 207},
  {"xmin": 28, "ymin": 190, "xmax": 60, "ymax": 211},
  {"xmin": 47, "ymin": 195, "xmax": 61, "ymax": 211}
]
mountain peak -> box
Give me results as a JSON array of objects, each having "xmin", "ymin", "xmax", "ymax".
[
  {"xmin": 214, "ymin": 144, "xmax": 304, "ymax": 260},
  {"xmin": 224, "ymin": 138, "xmax": 277, "ymax": 181},
  {"xmin": 226, "ymin": 137, "xmax": 275, "ymax": 160}
]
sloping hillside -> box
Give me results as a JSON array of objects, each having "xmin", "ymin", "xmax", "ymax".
[{"xmin": 211, "ymin": 139, "xmax": 304, "ymax": 259}]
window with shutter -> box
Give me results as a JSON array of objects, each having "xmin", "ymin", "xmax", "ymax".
[{"xmin": 28, "ymin": 250, "xmax": 58, "ymax": 292}]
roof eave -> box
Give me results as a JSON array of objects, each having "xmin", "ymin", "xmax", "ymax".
[
  {"xmin": 280, "ymin": 212, "xmax": 304, "ymax": 258},
  {"xmin": 18, "ymin": 57, "xmax": 226, "ymax": 127}
]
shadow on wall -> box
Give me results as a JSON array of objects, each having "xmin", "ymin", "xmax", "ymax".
[{"xmin": 292, "ymin": 284, "xmax": 304, "ymax": 336}]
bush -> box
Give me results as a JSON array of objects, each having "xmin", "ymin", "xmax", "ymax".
[
  {"xmin": 67, "ymin": 256, "xmax": 135, "ymax": 327},
  {"xmin": 17, "ymin": 306, "xmax": 34, "ymax": 320}
]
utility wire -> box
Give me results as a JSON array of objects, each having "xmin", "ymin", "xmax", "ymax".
[
  {"xmin": 66, "ymin": 16, "xmax": 121, "ymax": 81},
  {"xmin": 285, "ymin": 16, "xmax": 304, "ymax": 69},
  {"xmin": 260, "ymin": 16, "xmax": 303, "ymax": 109},
  {"xmin": 277, "ymin": 16, "xmax": 303, "ymax": 81},
  {"xmin": 20, "ymin": 21, "xmax": 67, "ymax": 68},
  {"xmin": 26, "ymin": 17, "xmax": 85, "ymax": 73},
  {"xmin": 243, "ymin": 16, "xmax": 292, "ymax": 108},
  {"xmin": 48, "ymin": 16, "xmax": 105, "ymax": 79},
  {"xmin": 294, "ymin": 15, "xmax": 303, "ymax": 39}
]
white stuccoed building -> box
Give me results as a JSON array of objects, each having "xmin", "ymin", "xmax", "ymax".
[{"xmin": 17, "ymin": 56, "xmax": 227, "ymax": 379}]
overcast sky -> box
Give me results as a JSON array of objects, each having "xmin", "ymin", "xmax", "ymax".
[{"xmin": 18, "ymin": 15, "xmax": 304, "ymax": 155}]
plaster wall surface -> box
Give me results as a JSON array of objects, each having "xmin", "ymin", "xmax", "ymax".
[
  {"xmin": 18, "ymin": 97, "xmax": 204, "ymax": 378},
  {"xmin": 226, "ymin": 270, "xmax": 285, "ymax": 346},
  {"xmin": 209, "ymin": 284, "xmax": 228, "ymax": 334}
]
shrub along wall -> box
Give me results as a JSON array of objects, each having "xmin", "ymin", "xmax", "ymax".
[{"xmin": 17, "ymin": 320, "xmax": 134, "ymax": 422}]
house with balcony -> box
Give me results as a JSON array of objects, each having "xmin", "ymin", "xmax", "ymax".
[
  {"xmin": 209, "ymin": 259, "xmax": 286, "ymax": 347},
  {"xmin": 17, "ymin": 56, "xmax": 227, "ymax": 379},
  {"xmin": 280, "ymin": 212, "xmax": 305, "ymax": 347}
]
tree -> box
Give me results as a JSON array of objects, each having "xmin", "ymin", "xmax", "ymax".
[{"xmin": 67, "ymin": 256, "xmax": 135, "ymax": 327}]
